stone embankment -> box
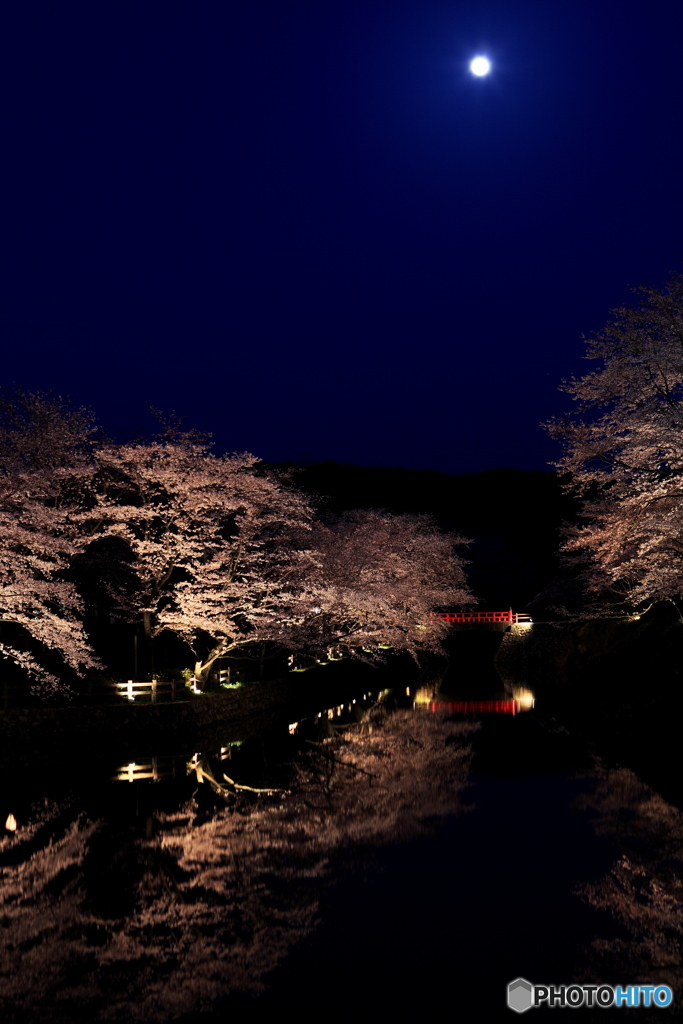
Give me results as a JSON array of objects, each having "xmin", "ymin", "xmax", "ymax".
[{"xmin": 496, "ymin": 605, "xmax": 683, "ymax": 686}]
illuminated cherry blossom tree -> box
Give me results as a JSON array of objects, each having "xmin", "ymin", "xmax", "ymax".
[
  {"xmin": 306, "ymin": 509, "xmax": 473, "ymax": 659},
  {"xmin": 0, "ymin": 392, "xmax": 475, "ymax": 691},
  {"xmin": 548, "ymin": 271, "xmax": 683, "ymax": 610},
  {"xmin": 0, "ymin": 505, "xmax": 99, "ymax": 695},
  {"xmin": 0, "ymin": 387, "xmax": 97, "ymax": 473},
  {"xmin": 79, "ymin": 435, "xmax": 317, "ymax": 684},
  {"xmin": 0, "ymin": 391, "xmax": 100, "ymax": 694},
  {"xmin": 79, "ymin": 441, "xmax": 474, "ymax": 680}
]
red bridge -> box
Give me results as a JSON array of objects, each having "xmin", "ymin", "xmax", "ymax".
[{"xmin": 432, "ymin": 610, "xmax": 532, "ymax": 625}]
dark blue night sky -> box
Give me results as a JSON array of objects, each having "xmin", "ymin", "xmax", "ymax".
[{"xmin": 2, "ymin": 0, "xmax": 683, "ymax": 473}]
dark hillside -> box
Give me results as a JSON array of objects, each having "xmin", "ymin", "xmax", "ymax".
[{"xmin": 276, "ymin": 463, "xmax": 575, "ymax": 610}]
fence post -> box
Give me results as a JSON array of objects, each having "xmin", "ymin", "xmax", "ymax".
[{"xmin": 152, "ymin": 679, "xmax": 157, "ymax": 704}]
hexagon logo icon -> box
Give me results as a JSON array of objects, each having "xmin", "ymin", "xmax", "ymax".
[{"xmin": 508, "ymin": 978, "xmax": 534, "ymax": 1013}]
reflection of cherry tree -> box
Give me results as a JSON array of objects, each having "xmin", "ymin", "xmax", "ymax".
[
  {"xmin": 307, "ymin": 510, "xmax": 473, "ymax": 659},
  {"xmin": 0, "ymin": 709, "xmax": 475, "ymax": 1021},
  {"xmin": 576, "ymin": 766, "xmax": 683, "ymax": 994}
]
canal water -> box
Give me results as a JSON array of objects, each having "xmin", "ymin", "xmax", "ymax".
[{"xmin": 1, "ymin": 672, "xmax": 681, "ymax": 1022}]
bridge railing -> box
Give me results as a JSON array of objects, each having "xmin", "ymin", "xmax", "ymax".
[{"xmin": 431, "ymin": 610, "xmax": 533, "ymax": 624}]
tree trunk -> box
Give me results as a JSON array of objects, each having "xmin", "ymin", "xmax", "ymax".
[
  {"xmin": 141, "ymin": 615, "xmax": 154, "ymax": 679},
  {"xmin": 194, "ymin": 643, "xmax": 229, "ymax": 688}
]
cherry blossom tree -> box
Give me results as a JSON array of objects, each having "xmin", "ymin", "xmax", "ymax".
[
  {"xmin": 79, "ymin": 435, "xmax": 317, "ymax": 685},
  {"xmin": 79, "ymin": 440, "xmax": 474, "ymax": 680},
  {"xmin": 0, "ymin": 392, "xmax": 475, "ymax": 691},
  {"xmin": 0, "ymin": 502, "xmax": 99, "ymax": 696},
  {"xmin": 303, "ymin": 509, "xmax": 473, "ymax": 659},
  {"xmin": 0, "ymin": 386, "xmax": 98, "ymax": 473},
  {"xmin": 547, "ymin": 270, "xmax": 683, "ymax": 610},
  {"xmin": 0, "ymin": 391, "xmax": 100, "ymax": 694}
]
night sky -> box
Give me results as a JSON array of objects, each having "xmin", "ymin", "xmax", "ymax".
[{"xmin": 3, "ymin": 0, "xmax": 683, "ymax": 474}]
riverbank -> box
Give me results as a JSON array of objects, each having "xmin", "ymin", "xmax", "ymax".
[
  {"xmin": 495, "ymin": 604, "xmax": 683, "ymax": 808},
  {"xmin": 0, "ymin": 659, "xmax": 397, "ymax": 772}
]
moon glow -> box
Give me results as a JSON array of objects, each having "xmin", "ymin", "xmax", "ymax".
[{"xmin": 469, "ymin": 56, "xmax": 491, "ymax": 77}]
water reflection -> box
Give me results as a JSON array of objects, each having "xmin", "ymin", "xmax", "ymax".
[
  {"xmin": 573, "ymin": 766, "xmax": 683, "ymax": 998},
  {"xmin": 110, "ymin": 690, "xmax": 389, "ymax": 787},
  {"xmin": 409, "ymin": 679, "xmax": 536, "ymax": 716},
  {"xmin": 113, "ymin": 758, "xmax": 185, "ymax": 783},
  {"xmin": 0, "ymin": 694, "xmax": 476, "ymax": 1022},
  {"xmin": 429, "ymin": 697, "xmax": 532, "ymax": 715}
]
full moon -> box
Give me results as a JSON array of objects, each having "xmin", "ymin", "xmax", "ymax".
[{"xmin": 470, "ymin": 56, "xmax": 491, "ymax": 77}]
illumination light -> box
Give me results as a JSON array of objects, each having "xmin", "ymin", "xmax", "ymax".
[
  {"xmin": 5, "ymin": 814, "xmax": 17, "ymax": 831},
  {"xmin": 413, "ymin": 687, "xmax": 435, "ymax": 706}
]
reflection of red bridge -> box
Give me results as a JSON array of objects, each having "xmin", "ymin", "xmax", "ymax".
[
  {"xmin": 430, "ymin": 699, "xmax": 523, "ymax": 715},
  {"xmin": 432, "ymin": 610, "xmax": 532, "ymax": 625}
]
